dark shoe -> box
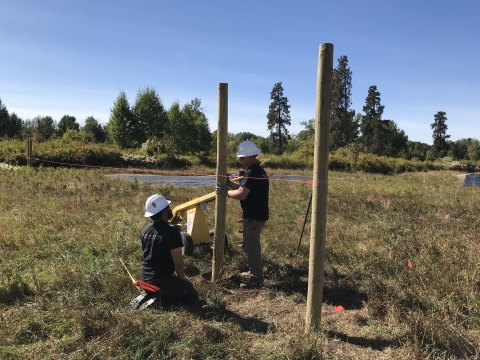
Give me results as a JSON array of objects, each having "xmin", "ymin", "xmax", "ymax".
[{"xmin": 240, "ymin": 277, "xmax": 262, "ymax": 289}]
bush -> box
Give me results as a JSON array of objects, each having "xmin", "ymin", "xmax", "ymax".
[{"xmin": 1, "ymin": 139, "xmax": 477, "ymax": 174}]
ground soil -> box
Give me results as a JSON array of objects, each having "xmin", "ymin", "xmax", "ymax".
[{"xmin": 185, "ymin": 270, "xmax": 407, "ymax": 358}]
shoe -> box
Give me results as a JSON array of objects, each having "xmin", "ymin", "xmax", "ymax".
[{"xmin": 240, "ymin": 277, "xmax": 262, "ymax": 289}]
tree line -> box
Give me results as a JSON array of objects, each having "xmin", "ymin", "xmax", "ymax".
[
  {"xmin": 268, "ymin": 56, "xmax": 479, "ymax": 161},
  {"xmin": 0, "ymin": 87, "xmax": 212, "ymax": 156},
  {"xmin": 1, "ymin": 57, "xmax": 479, "ymax": 162}
]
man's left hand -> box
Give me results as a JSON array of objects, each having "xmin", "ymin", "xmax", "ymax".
[{"xmin": 215, "ymin": 183, "xmax": 229, "ymax": 196}]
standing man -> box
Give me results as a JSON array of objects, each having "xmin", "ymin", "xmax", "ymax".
[
  {"xmin": 216, "ymin": 140, "xmax": 269, "ymax": 288},
  {"xmin": 140, "ymin": 194, "xmax": 198, "ymax": 307}
]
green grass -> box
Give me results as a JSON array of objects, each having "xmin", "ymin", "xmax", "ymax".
[{"xmin": 1, "ymin": 166, "xmax": 479, "ymax": 359}]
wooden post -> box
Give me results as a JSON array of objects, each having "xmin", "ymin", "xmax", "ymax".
[
  {"xmin": 212, "ymin": 83, "xmax": 228, "ymax": 282},
  {"xmin": 305, "ymin": 43, "xmax": 333, "ymax": 331},
  {"xmin": 27, "ymin": 139, "xmax": 32, "ymax": 167}
]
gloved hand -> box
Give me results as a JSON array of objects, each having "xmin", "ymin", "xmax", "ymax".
[{"xmin": 215, "ymin": 183, "xmax": 229, "ymax": 196}]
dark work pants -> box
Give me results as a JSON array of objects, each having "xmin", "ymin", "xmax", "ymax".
[
  {"xmin": 157, "ymin": 277, "xmax": 198, "ymax": 307},
  {"xmin": 243, "ymin": 218, "xmax": 265, "ymax": 281}
]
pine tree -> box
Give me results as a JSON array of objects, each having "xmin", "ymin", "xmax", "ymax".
[
  {"xmin": 430, "ymin": 111, "xmax": 450, "ymax": 158},
  {"xmin": 330, "ymin": 55, "xmax": 358, "ymax": 149},
  {"xmin": 267, "ymin": 82, "xmax": 291, "ymax": 154},
  {"xmin": 108, "ymin": 91, "xmax": 137, "ymax": 148},
  {"xmin": 360, "ymin": 85, "xmax": 385, "ymax": 155}
]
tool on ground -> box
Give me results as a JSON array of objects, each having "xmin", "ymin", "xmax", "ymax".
[
  {"xmin": 119, "ymin": 257, "xmax": 160, "ymax": 293},
  {"xmin": 296, "ymin": 193, "xmax": 312, "ymax": 255}
]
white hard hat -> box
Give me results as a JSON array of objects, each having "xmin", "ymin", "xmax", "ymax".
[
  {"xmin": 144, "ymin": 194, "xmax": 171, "ymax": 217},
  {"xmin": 236, "ymin": 140, "xmax": 261, "ymax": 157}
]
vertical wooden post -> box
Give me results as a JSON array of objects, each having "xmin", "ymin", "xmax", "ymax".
[
  {"xmin": 27, "ymin": 139, "xmax": 32, "ymax": 167},
  {"xmin": 212, "ymin": 83, "xmax": 228, "ymax": 282},
  {"xmin": 305, "ymin": 43, "xmax": 333, "ymax": 331}
]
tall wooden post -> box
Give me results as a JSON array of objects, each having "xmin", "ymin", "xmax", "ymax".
[
  {"xmin": 305, "ymin": 43, "xmax": 333, "ymax": 331},
  {"xmin": 212, "ymin": 83, "xmax": 228, "ymax": 281},
  {"xmin": 27, "ymin": 139, "xmax": 32, "ymax": 167}
]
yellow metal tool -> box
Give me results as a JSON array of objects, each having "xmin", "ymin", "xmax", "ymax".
[{"xmin": 169, "ymin": 176, "xmax": 242, "ymax": 255}]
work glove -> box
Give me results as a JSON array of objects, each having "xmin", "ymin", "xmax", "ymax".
[{"xmin": 215, "ymin": 183, "xmax": 229, "ymax": 196}]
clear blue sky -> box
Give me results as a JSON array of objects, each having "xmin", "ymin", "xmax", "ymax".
[{"xmin": 1, "ymin": 1, "xmax": 479, "ymax": 144}]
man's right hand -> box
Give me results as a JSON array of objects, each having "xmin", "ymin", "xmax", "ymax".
[{"xmin": 215, "ymin": 183, "xmax": 229, "ymax": 196}]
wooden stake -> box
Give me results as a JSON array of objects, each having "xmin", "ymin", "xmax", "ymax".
[
  {"xmin": 27, "ymin": 139, "xmax": 32, "ymax": 167},
  {"xmin": 212, "ymin": 83, "xmax": 228, "ymax": 281},
  {"xmin": 305, "ymin": 43, "xmax": 333, "ymax": 331}
]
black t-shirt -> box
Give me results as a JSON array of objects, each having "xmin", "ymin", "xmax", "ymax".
[
  {"xmin": 239, "ymin": 163, "xmax": 269, "ymax": 221},
  {"xmin": 140, "ymin": 221, "xmax": 183, "ymax": 281}
]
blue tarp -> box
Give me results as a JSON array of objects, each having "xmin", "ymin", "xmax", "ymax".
[{"xmin": 463, "ymin": 174, "xmax": 480, "ymax": 186}]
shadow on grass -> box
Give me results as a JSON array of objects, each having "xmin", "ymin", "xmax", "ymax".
[
  {"xmin": 182, "ymin": 300, "xmax": 271, "ymax": 334},
  {"xmin": 264, "ymin": 261, "xmax": 367, "ymax": 310},
  {"xmin": 326, "ymin": 330, "xmax": 399, "ymax": 351},
  {"xmin": 0, "ymin": 280, "xmax": 35, "ymax": 305}
]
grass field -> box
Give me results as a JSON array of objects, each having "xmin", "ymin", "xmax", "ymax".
[{"xmin": 1, "ymin": 166, "xmax": 479, "ymax": 359}]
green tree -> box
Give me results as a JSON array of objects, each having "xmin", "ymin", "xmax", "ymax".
[
  {"xmin": 166, "ymin": 101, "xmax": 183, "ymax": 153},
  {"xmin": 467, "ymin": 139, "xmax": 480, "ymax": 161},
  {"xmin": 267, "ymin": 82, "xmax": 291, "ymax": 154},
  {"xmin": 181, "ymin": 98, "xmax": 211, "ymax": 153},
  {"xmin": 165, "ymin": 99, "xmax": 211, "ymax": 155},
  {"xmin": 82, "ymin": 116, "xmax": 106, "ymax": 143},
  {"xmin": 406, "ymin": 140, "xmax": 430, "ymax": 161},
  {"xmin": 7, "ymin": 113, "xmax": 24, "ymax": 138},
  {"xmin": 134, "ymin": 86, "xmax": 167, "ymax": 143},
  {"xmin": 447, "ymin": 138, "xmax": 472, "ymax": 160},
  {"xmin": 57, "ymin": 115, "xmax": 79, "ymax": 137},
  {"xmin": 0, "ymin": 99, "xmax": 12, "ymax": 139},
  {"xmin": 299, "ymin": 118, "xmax": 315, "ymax": 138},
  {"xmin": 381, "ymin": 120, "xmax": 408, "ymax": 158},
  {"xmin": 360, "ymin": 85, "xmax": 385, "ymax": 155},
  {"xmin": 431, "ymin": 111, "xmax": 450, "ymax": 158},
  {"xmin": 35, "ymin": 116, "xmax": 56, "ymax": 141},
  {"xmin": 108, "ymin": 91, "xmax": 138, "ymax": 148},
  {"xmin": 330, "ymin": 55, "xmax": 358, "ymax": 149}
]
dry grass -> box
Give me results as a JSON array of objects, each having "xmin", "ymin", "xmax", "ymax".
[{"xmin": 1, "ymin": 166, "xmax": 479, "ymax": 359}]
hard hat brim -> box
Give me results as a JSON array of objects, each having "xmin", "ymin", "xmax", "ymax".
[
  {"xmin": 236, "ymin": 149, "xmax": 261, "ymax": 157},
  {"xmin": 144, "ymin": 199, "xmax": 171, "ymax": 217}
]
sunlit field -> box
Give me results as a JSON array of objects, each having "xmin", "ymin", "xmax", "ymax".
[{"xmin": 1, "ymin": 166, "xmax": 479, "ymax": 359}]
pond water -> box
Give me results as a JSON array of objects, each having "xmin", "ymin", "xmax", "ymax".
[{"xmin": 105, "ymin": 174, "xmax": 311, "ymax": 186}]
